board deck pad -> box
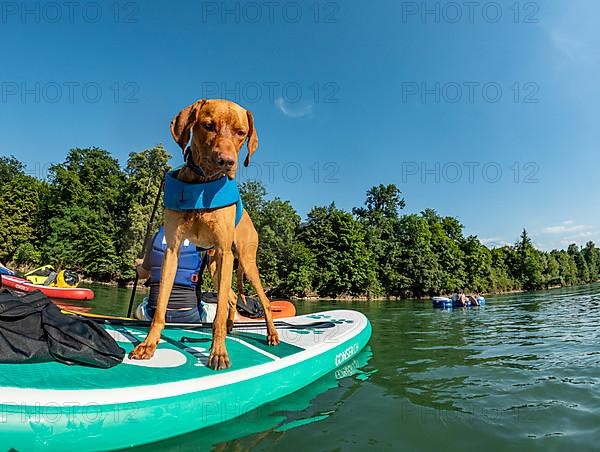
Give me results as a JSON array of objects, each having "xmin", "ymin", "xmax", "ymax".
[{"xmin": 0, "ymin": 309, "xmax": 371, "ymax": 451}]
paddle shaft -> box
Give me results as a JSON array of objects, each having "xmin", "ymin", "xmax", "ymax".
[
  {"xmin": 113, "ymin": 319, "xmax": 333, "ymax": 330},
  {"xmin": 127, "ymin": 177, "xmax": 165, "ymax": 317},
  {"xmin": 78, "ymin": 314, "xmax": 334, "ymax": 330}
]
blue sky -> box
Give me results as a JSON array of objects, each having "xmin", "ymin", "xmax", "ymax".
[{"xmin": 1, "ymin": 0, "xmax": 598, "ymax": 250}]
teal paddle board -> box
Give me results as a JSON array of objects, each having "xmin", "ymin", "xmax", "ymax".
[{"xmin": 0, "ymin": 309, "xmax": 371, "ymax": 450}]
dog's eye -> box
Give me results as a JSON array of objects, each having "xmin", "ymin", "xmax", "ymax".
[
  {"xmin": 237, "ymin": 130, "xmax": 246, "ymax": 137},
  {"xmin": 204, "ymin": 123, "xmax": 215, "ymax": 132}
]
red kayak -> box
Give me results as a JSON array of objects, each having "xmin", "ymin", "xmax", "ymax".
[{"xmin": 0, "ymin": 274, "xmax": 94, "ymax": 300}]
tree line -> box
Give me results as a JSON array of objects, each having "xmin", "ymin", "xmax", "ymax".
[{"xmin": 1, "ymin": 148, "xmax": 598, "ymax": 298}]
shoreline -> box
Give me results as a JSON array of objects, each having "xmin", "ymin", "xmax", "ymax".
[{"xmin": 78, "ymin": 279, "xmax": 598, "ymax": 301}]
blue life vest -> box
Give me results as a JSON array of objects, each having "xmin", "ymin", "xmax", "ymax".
[
  {"xmin": 163, "ymin": 169, "xmax": 244, "ymax": 225},
  {"xmin": 149, "ymin": 226, "xmax": 201, "ymax": 288}
]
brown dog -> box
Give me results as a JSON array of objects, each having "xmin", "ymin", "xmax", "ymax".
[{"xmin": 129, "ymin": 99, "xmax": 279, "ymax": 369}]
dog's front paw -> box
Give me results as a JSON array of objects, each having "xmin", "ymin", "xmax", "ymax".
[
  {"xmin": 208, "ymin": 341, "xmax": 231, "ymax": 370},
  {"xmin": 128, "ymin": 328, "xmax": 162, "ymax": 360},
  {"xmin": 267, "ymin": 326, "xmax": 280, "ymax": 346},
  {"xmin": 129, "ymin": 340, "xmax": 158, "ymax": 360}
]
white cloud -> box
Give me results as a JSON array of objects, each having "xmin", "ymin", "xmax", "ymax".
[
  {"xmin": 550, "ymin": 30, "xmax": 590, "ymax": 63},
  {"xmin": 275, "ymin": 97, "xmax": 313, "ymax": 118},
  {"xmin": 542, "ymin": 220, "xmax": 591, "ymax": 234},
  {"xmin": 538, "ymin": 220, "xmax": 596, "ymax": 248},
  {"xmin": 568, "ymin": 231, "xmax": 594, "ymax": 239},
  {"xmin": 559, "ymin": 231, "xmax": 595, "ymax": 246},
  {"xmin": 559, "ymin": 238, "xmax": 590, "ymax": 247}
]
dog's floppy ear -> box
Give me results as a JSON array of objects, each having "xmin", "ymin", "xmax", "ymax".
[
  {"xmin": 170, "ymin": 99, "xmax": 207, "ymax": 151},
  {"xmin": 244, "ymin": 110, "xmax": 259, "ymax": 167}
]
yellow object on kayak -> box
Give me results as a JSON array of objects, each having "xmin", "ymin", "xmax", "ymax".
[
  {"xmin": 24, "ymin": 265, "xmax": 55, "ymax": 285},
  {"xmin": 54, "ymin": 269, "xmax": 80, "ymax": 288},
  {"xmin": 24, "ymin": 266, "xmax": 80, "ymax": 288}
]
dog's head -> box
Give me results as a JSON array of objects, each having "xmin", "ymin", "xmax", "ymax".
[{"xmin": 170, "ymin": 99, "xmax": 258, "ymax": 179}]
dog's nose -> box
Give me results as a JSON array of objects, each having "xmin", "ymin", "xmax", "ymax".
[{"xmin": 217, "ymin": 156, "xmax": 235, "ymax": 168}]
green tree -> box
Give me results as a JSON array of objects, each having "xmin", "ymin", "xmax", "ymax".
[
  {"xmin": 395, "ymin": 214, "xmax": 442, "ymax": 297},
  {"xmin": 489, "ymin": 246, "xmax": 519, "ymax": 292},
  {"xmin": 301, "ymin": 204, "xmax": 379, "ymax": 297},
  {"xmin": 39, "ymin": 148, "xmax": 126, "ymax": 279},
  {"xmin": 0, "ymin": 173, "xmax": 42, "ymax": 264},
  {"xmin": 557, "ymin": 250, "xmax": 578, "ymax": 286},
  {"xmin": 515, "ymin": 229, "xmax": 543, "ymax": 291},
  {"xmin": 582, "ymin": 241, "xmax": 599, "ymax": 281},
  {"xmin": 353, "ymin": 184, "xmax": 405, "ymax": 219},
  {"xmin": 239, "ymin": 180, "xmax": 267, "ymax": 227},
  {"xmin": 117, "ymin": 145, "xmax": 171, "ymax": 280},
  {"xmin": 462, "ymin": 235, "xmax": 492, "ymax": 291},
  {"xmin": 12, "ymin": 242, "xmax": 42, "ymax": 268},
  {"xmin": 238, "ymin": 180, "xmax": 316, "ymax": 297},
  {"xmin": 256, "ymin": 198, "xmax": 302, "ymax": 289},
  {"xmin": 0, "ymin": 155, "xmax": 25, "ymax": 184},
  {"xmin": 354, "ymin": 184, "xmax": 405, "ymax": 297},
  {"xmin": 44, "ymin": 148, "xmax": 124, "ymax": 220},
  {"xmin": 42, "ymin": 206, "xmax": 119, "ymax": 280},
  {"xmin": 543, "ymin": 253, "xmax": 561, "ymax": 287},
  {"xmin": 573, "ymin": 248, "xmax": 590, "ymax": 283},
  {"xmin": 279, "ymin": 240, "xmax": 317, "ymax": 297},
  {"xmin": 422, "ymin": 209, "xmax": 466, "ymax": 293}
]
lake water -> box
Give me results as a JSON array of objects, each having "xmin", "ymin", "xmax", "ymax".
[{"xmin": 80, "ymin": 282, "xmax": 600, "ymax": 451}]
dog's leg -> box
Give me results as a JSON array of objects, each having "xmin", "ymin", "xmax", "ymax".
[
  {"xmin": 237, "ymin": 244, "xmax": 280, "ymax": 346},
  {"xmin": 227, "ymin": 264, "xmax": 242, "ymax": 331},
  {"xmin": 207, "ymin": 254, "xmax": 238, "ymax": 333},
  {"xmin": 236, "ymin": 263, "xmax": 247, "ymax": 305},
  {"xmin": 129, "ymin": 215, "xmax": 182, "ymax": 360},
  {"xmin": 208, "ymin": 246, "xmax": 234, "ymax": 370}
]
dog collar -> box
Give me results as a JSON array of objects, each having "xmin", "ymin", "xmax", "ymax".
[
  {"xmin": 163, "ymin": 168, "xmax": 244, "ymax": 225},
  {"xmin": 184, "ymin": 147, "xmax": 206, "ymax": 177}
]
